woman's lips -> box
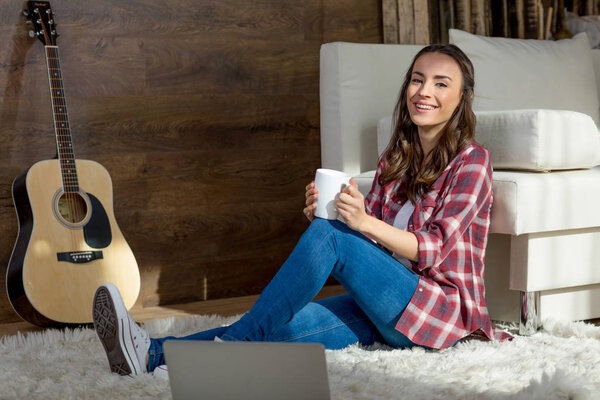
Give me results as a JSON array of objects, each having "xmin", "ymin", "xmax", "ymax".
[{"xmin": 414, "ymin": 103, "xmax": 438, "ymax": 113}]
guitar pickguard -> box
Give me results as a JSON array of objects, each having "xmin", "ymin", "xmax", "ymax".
[{"xmin": 83, "ymin": 193, "xmax": 112, "ymax": 248}]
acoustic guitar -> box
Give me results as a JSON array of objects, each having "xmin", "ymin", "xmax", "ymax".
[{"xmin": 7, "ymin": 1, "xmax": 140, "ymax": 326}]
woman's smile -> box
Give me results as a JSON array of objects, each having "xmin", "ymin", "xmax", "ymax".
[{"xmin": 413, "ymin": 101, "xmax": 439, "ymax": 113}]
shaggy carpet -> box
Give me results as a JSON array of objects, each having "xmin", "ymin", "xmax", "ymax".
[{"xmin": 0, "ymin": 315, "xmax": 599, "ymax": 400}]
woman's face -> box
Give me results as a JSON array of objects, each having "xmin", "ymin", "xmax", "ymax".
[{"xmin": 406, "ymin": 52, "xmax": 464, "ymax": 143}]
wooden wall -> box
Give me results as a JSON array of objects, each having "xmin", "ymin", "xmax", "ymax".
[
  {"xmin": 384, "ymin": 0, "xmax": 600, "ymax": 45},
  {"xmin": 0, "ymin": 0, "xmax": 381, "ymax": 323}
]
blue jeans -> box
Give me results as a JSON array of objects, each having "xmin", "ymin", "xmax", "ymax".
[{"xmin": 147, "ymin": 219, "xmax": 420, "ymax": 371}]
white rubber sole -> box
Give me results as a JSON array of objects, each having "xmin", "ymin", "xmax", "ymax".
[{"xmin": 93, "ymin": 283, "xmax": 144, "ymax": 375}]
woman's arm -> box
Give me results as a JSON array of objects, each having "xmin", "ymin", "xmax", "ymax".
[{"xmin": 336, "ymin": 181, "xmax": 419, "ymax": 261}]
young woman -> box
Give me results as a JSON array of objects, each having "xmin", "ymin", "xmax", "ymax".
[{"xmin": 93, "ymin": 44, "xmax": 511, "ymax": 376}]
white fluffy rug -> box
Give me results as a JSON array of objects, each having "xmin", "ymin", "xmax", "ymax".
[{"xmin": 0, "ymin": 315, "xmax": 599, "ymax": 400}]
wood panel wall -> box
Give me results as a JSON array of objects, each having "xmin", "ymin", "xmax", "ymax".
[
  {"xmin": 384, "ymin": 0, "xmax": 600, "ymax": 45},
  {"xmin": 0, "ymin": 0, "xmax": 382, "ymax": 323}
]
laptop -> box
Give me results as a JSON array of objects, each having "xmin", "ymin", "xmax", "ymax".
[{"xmin": 164, "ymin": 340, "xmax": 331, "ymax": 400}]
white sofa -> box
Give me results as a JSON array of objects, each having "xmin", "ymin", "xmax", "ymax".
[{"xmin": 319, "ymin": 29, "xmax": 600, "ymax": 335}]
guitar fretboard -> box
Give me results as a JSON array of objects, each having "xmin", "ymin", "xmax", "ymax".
[{"xmin": 45, "ymin": 45, "xmax": 78, "ymax": 193}]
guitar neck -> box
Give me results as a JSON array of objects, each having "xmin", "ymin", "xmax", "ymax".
[{"xmin": 45, "ymin": 45, "xmax": 79, "ymax": 193}]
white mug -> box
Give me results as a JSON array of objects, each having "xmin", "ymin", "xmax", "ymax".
[{"xmin": 314, "ymin": 168, "xmax": 351, "ymax": 220}]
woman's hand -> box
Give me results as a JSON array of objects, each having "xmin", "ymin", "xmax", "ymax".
[
  {"xmin": 336, "ymin": 178, "xmax": 369, "ymax": 231},
  {"xmin": 304, "ymin": 181, "xmax": 318, "ymax": 221}
]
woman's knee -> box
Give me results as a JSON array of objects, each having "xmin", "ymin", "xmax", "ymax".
[
  {"xmin": 304, "ymin": 218, "xmax": 343, "ymax": 241},
  {"xmin": 310, "ymin": 218, "xmax": 339, "ymax": 230},
  {"xmin": 309, "ymin": 218, "xmax": 360, "ymax": 239}
]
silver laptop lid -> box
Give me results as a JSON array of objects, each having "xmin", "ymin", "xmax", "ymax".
[{"xmin": 164, "ymin": 340, "xmax": 331, "ymax": 400}]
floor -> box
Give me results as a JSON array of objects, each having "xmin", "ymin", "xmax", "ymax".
[
  {"xmin": 0, "ymin": 285, "xmax": 347, "ymax": 338},
  {"xmin": 1, "ymin": 285, "xmax": 598, "ymax": 338}
]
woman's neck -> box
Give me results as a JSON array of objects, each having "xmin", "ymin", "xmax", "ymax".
[{"xmin": 417, "ymin": 126, "xmax": 443, "ymax": 156}]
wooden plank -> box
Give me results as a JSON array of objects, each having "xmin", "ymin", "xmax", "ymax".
[
  {"xmin": 428, "ymin": 0, "xmax": 440, "ymax": 44},
  {"xmin": 551, "ymin": 0, "xmax": 558, "ymax": 34},
  {"xmin": 414, "ymin": 0, "xmax": 430, "ymax": 44},
  {"xmin": 516, "ymin": 0, "xmax": 526, "ymax": 38},
  {"xmin": 304, "ymin": 0, "xmax": 382, "ymax": 43},
  {"xmin": 502, "ymin": 0, "xmax": 510, "ymax": 37},
  {"xmin": 545, "ymin": 6, "xmax": 554, "ymax": 39},
  {"xmin": 143, "ymin": 37, "xmax": 319, "ymax": 96},
  {"xmin": 383, "ymin": 0, "xmax": 399, "ymax": 43},
  {"xmin": 484, "ymin": 0, "xmax": 493, "ymax": 36},
  {"xmin": 585, "ymin": 0, "xmax": 594, "ymax": 14},
  {"xmin": 538, "ymin": 1, "xmax": 545, "ymax": 39},
  {"xmin": 438, "ymin": 0, "xmax": 453, "ymax": 43},
  {"xmin": 11, "ymin": 38, "xmax": 146, "ymax": 98},
  {"xmin": 471, "ymin": 0, "xmax": 486, "ymax": 35},
  {"xmin": 525, "ymin": 0, "xmax": 539, "ymax": 39},
  {"xmin": 398, "ymin": 0, "xmax": 415, "ymax": 44},
  {"xmin": 454, "ymin": 0, "xmax": 472, "ymax": 32}
]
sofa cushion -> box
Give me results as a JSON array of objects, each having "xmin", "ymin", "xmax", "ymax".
[
  {"xmin": 475, "ymin": 109, "xmax": 600, "ymax": 170},
  {"xmin": 448, "ymin": 29, "xmax": 600, "ymax": 127},
  {"xmin": 491, "ymin": 166, "xmax": 600, "ymax": 235},
  {"xmin": 377, "ymin": 110, "xmax": 600, "ymax": 171}
]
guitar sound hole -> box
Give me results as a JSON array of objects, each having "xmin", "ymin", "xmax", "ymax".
[{"xmin": 57, "ymin": 192, "xmax": 88, "ymax": 224}]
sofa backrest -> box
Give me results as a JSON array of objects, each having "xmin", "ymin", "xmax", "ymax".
[{"xmin": 320, "ymin": 42, "xmax": 600, "ymax": 175}]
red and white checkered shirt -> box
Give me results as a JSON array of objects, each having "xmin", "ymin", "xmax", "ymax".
[{"xmin": 365, "ymin": 142, "xmax": 512, "ymax": 349}]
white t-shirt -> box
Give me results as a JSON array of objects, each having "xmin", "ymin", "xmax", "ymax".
[{"xmin": 390, "ymin": 200, "xmax": 416, "ymax": 268}]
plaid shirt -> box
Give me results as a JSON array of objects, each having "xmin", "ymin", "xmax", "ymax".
[{"xmin": 365, "ymin": 142, "xmax": 512, "ymax": 349}]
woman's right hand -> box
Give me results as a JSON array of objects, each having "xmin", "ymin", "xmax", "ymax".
[{"xmin": 303, "ymin": 181, "xmax": 318, "ymax": 221}]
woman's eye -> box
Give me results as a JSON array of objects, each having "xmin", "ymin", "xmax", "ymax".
[
  {"xmin": 436, "ymin": 82, "xmax": 447, "ymax": 87},
  {"xmin": 411, "ymin": 78, "xmax": 422, "ymax": 84}
]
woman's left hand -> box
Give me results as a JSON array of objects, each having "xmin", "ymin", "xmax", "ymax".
[{"xmin": 335, "ymin": 178, "xmax": 368, "ymax": 231}]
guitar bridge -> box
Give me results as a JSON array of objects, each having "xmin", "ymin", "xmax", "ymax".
[{"xmin": 56, "ymin": 251, "xmax": 103, "ymax": 263}]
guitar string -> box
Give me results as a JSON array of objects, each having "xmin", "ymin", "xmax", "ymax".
[
  {"xmin": 53, "ymin": 47, "xmax": 82, "ymax": 226},
  {"xmin": 36, "ymin": 8, "xmax": 83, "ymax": 230},
  {"xmin": 37, "ymin": 7, "xmax": 78, "ymax": 233},
  {"xmin": 47, "ymin": 46, "xmax": 83, "ymax": 236}
]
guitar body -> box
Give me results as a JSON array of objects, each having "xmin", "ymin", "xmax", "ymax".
[{"xmin": 8, "ymin": 159, "xmax": 140, "ymax": 326}]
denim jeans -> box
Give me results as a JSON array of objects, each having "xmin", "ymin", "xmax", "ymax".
[{"xmin": 147, "ymin": 219, "xmax": 420, "ymax": 371}]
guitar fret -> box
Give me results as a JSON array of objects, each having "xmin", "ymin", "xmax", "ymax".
[{"xmin": 45, "ymin": 45, "xmax": 79, "ymax": 190}]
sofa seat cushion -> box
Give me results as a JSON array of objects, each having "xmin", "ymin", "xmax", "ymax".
[
  {"xmin": 354, "ymin": 167, "xmax": 600, "ymax": 236},
  {"xmin": 491, "ymin": 166, "xmax": 600, "ymax": 235}
]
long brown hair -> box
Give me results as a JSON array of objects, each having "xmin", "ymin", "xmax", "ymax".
[{"xmin": 379, "ymin": 44, "xmax": 476, "ymax": 204}]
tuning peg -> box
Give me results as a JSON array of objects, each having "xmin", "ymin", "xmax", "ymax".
[
  {"xmin": 25, "ymin": 20, "xmax": 32, "ymax": 25},
  {"xmin": 22, "ymin": 9, "xmax": 29, "ymax": 17},
  {"xmin": 28, "ymin": 30, "xmax": 36, "ymax": 38}
]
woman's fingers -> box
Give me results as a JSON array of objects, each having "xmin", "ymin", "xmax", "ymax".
[
  {"xmin": 303, "ymin": 203, "xmax": 316, "ymax": 221},
  {"xmin": 304, "ymin": 181, "xmax": 317, "ymax": 221},
  {"xmin": 305, "ymin": 193, "xmax": 318, "ymax": 206},
  {"xmin": 305, "ymin": 185, "xmax": 318, "ymax": 206},
  {"xmin": 337, "ymin": 191, "xmax": 359, "ymax": 205}
]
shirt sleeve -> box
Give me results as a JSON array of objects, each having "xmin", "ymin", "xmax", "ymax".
[
  {"xmin": 364, "ymin": 158, "xmax": 386, "ymax": 220},
  {"xmin": 412, "ymin": 147, "xmax": 493, "ymax": 272}
]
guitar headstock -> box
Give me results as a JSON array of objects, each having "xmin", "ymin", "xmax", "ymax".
[{"xmin": 23, "ymin": 1, "xmax": 58, "ymax": 45}]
